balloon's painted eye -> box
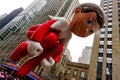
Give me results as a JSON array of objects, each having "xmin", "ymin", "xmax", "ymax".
[
  {"xmin": 87, "ymin": 20, "xmax": 93, "ymax": 26},
  {"xmin": 90, "ymin": 30, "xmax": 94, "ymax": 34}
]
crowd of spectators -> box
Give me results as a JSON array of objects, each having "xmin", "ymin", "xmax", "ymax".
[{"xmin": 0, "ymin": 66, "xmax": 34, "ymax": 80}]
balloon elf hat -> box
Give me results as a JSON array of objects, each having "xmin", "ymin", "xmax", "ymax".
[{"xmin": 78, "ymin": 3, "xmax": 105, "ymax": 27}]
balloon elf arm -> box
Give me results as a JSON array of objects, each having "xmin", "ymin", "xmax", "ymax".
[
  {"xmin": 26, "ymin": 19, "xmax": 60, "ymax": 67},
  {"xmin": 40, "ymin": 16, "xmax": 72, "ymax": 67}
]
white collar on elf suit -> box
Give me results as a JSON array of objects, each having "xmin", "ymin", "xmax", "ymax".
[{"xmin": 49, "ymin": 15, "xmax": 72, "ymax": 45}]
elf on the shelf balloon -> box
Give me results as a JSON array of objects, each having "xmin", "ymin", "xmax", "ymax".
[{"xmin": 10, "ymin": 3, "xmax": 105, "ymax": 77}]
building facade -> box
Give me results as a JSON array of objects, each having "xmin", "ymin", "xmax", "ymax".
[
  {"xmin": 0, "ymin": 13, "xmax": 7, "ymax": 21},
  {"xmin": 64, "ymin": 61, "xmax": 89, "ymax": 80},
  {"xmin": 88, "ymin": 0, "xmax": 120, "ymax": 80},
  {"xmin": 0, "ymin": 7, "xmax": 23, "ymax": 30},
  {"xmin": 0, "ymin": 0, "xmax": 47, "ymax": 41},
  {"xmin": 78, "ymin": 46, "xmax": 92, "ymax": 64}
]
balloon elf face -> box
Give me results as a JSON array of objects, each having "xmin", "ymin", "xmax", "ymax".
[{"xmin": 69, "ymin": 3, "xmax": 105, "ymax": 37}]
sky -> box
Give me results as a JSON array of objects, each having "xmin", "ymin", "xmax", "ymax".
[{"xmin": 0, "ymin": 0, "xmax": 100, "ymax": 62}]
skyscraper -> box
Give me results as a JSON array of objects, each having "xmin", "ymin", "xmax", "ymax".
[
  {"xmin": 0, "ymin": 13, "xmax": 7, "ymax": 21},
  {"xmin": 78, "ymin": 46, "xmax": 92, "ymax": 64},
  {"xmin": 88, "ymin": 0, "xmax": 120, "ymax": 80},
  {"xmin": 0, "ymin": 7, "xmax": 23, "ymax": 29}
]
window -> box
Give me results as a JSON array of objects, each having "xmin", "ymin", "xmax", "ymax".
[
  {"xmin": 100, "ymin": 38, "xmax": 104, "ymax": 41},
  {"xmin": 107, "ymin": 38, "xmax": 112, "ymax": 41},
  {"xmin": 106, "ymin": 63, "xmax": 112, "ymax": 75},
  {"xmin": 106, "ymin": 68, "xmax": 110, "ymax": 75},
  {"xmin": 104, "ymin": 4, "xmax": 108, "ymax": 7},
  {"xmin": 80, "ymin": 71, "xmax": 85, "ymax": 79},
  {"xmin": 100, "ymin": 34, "xmax": 105, "ymax": 38},
  {"xmin": 66, "ymin": 68, "xmax": 71, "ymax": 74},
  {"xmin": 100, "ymin": 28, "xmax": 105, "ymax": 32},
  {"xmin": 109, "ymin": 5, "xmax": 112, "ymax": 8},
  {"xmin": 107, "ymin": 54, "xmax": 112, "ymax": 58},
  {"xmin": 109, "ymin": 8, "xmax": 112, "ymax": 12},
  {"xmin": 106, "ymin": 75, "xmax": 112, "ymax": 80},
  {"xmin": 99, "ymin": 45, "xmax": 104, "ymax": 48},
  {"xmin": 107, "ymin": 34, "xmax": 112, "ymax": 38},
  {"xmin": 109, "ymin": 5, "xmax": 113, "ymax": 9},
  {"xmin": 101, "ymin": 31, "xmax": 105, "ymax": 34},
  {"xmin": 104, "ymin": 2, "xmax": 108, "ymax": 4},
  {"xmin": 108, "ymin": 17, "xmax": 112, "ymax": 21},
  {"xmin": 119, "ymin": 18, "xmax": 120, "ymax": 21},
  {"xmin": 98, "ymin": 57, "xmax": 103, "ymax": 62},
  {"xmin": 103, "ymin": 7, "xmax": 107, "ymax": 10},
  {"xmin": 108, "ymin": 28, "xmax": 112, "ymax": 31},
  {"xmin": 108, "ymin": 13, "xmax": 112, "ymax": 17},
  {"xmin": 98, "ymin": 53, "xmax": 103, "ymax": 57},
  {"xmin": 108, "ymin": 31, "xmax": 112, "ymax": 34},
  {"xmin": 107, "ymin": 49, "xmax": 112, "ymax": 53},
  {"xmin": 97, "ymin": 62, "xmax": 103, "ymax": 80},
  {"xmin": 109, "ymin": 2, "xmax": 113, "ymax": 6},
  {"xmin": 99, "ymin": 48, "xmax": 104, "ymax": 53},
  {"xmin": 103, "ymin": 8, "xmax": 107, "ymax": 11},
  {"xmin": 104, "ymin": 0, "xmax": 108, "ymax": 3},
  {"xmin": 107, "ymin": 41, "xmax": 112, "ymax": 45},
  {"xmin": 73, "ymin": 70, "xmax": 78, "ymax": 76},
  {"xmin": 97, "ymin": 62, "xmax": 102, "ymax": 73},
  {"xmin": 106, "ymin": 58, "xmax": 112, "ymax": 63},
  {"xmin": 118, "ymin": 12, "xmax": 120, "ymax": 16},
  {"xmin": 108, "ymin": 22, "xmax": 112, "ymax": 26},
  {"xmin": 108, "ymin": 15, "xmax": 112, "ymax": 18},
  {"xmin": 109, "ymin": 6, "xmax": 112, "ymax": 9},
  {"xmin": 108, "ymin": 20, "xmax": 112, "ymax": 23},
  {"xmin": 100, "ymin": 41, "xmax": 104, "ymax": 45},
  {"xmin": 0, "ymin": 35, "xmax": 4, "ymax": 40},
  {"xmin": 107, "ymin": 45, "xmax": 112, "ymax": 49}
]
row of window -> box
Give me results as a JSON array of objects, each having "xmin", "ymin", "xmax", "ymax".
[
  {"xmin": 99, "ymin": 41, "xmax": 112, "ymax": 47},
  {"xmin": 97, "ymin": 0, "xmax": 113, "ymax": 79},
  {"xmin": 58, "ymin": 0, "xmax": 72, "ymax": 17},
  {"xmin": 97, "ymin": 59, "xmax": 112, "ymax": 79},
  {"xmin": 106, "ymin": 14, "xmax": 113, "ymax": 79},
  {"xmin": 118, "ymin": 2, "xmax": 120, "ymax": 41},
  {"xmin": 66, "ymin": 68, "xmax": 85, "ymax": 79},
  {"xmin": 99, "ymin": 48, "xmax": 112, "ymax": 53},
  {"xmin": 100, "ymin": 33, "xmax": 112, "ymax": 38},
  {"xmin": 98, "ymin": 56, "xmax": 112, "ymax": 62},
  {"xmin": 97, "ymin": 26, "xmax": 104, "ymax": 79},
  {"xmin": 100, "ymin": 37, "xmax": 112, "ymax": 42},
  {"xmin": 104, "ymin": 0, "xmax": 113, "ymax": 15},
  {"xmin": 0, "ymin": 14, "xmax": 31, "ymax": 40}
]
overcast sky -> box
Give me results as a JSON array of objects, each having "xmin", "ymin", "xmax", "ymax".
[{"xmin": 0, "ymin": 0, "xmax": 101, "ymax": 62}]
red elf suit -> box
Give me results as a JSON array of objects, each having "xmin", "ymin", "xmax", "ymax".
[{"xmin": 10, "ymin": 16, "xmax": 72, "ymax": 77}]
